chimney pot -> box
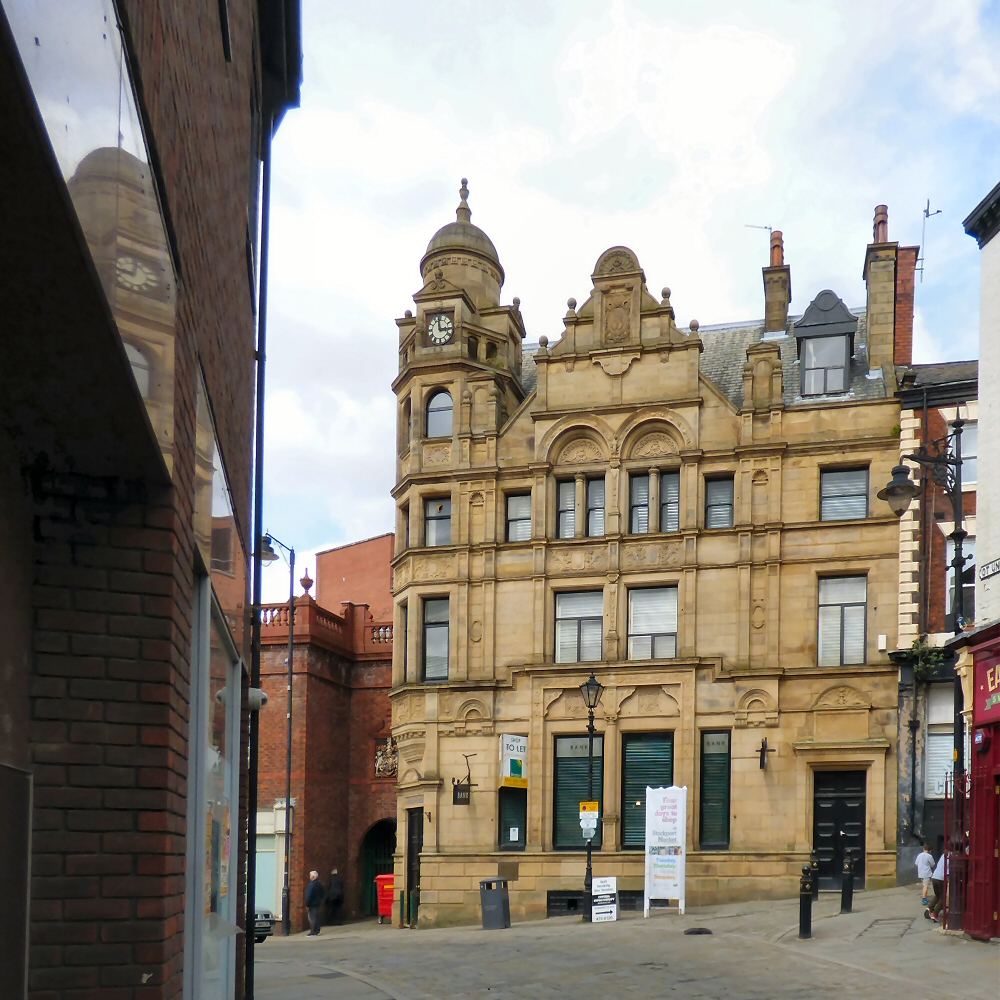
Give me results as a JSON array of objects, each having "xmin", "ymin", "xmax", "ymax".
[
  {"xmin": 770, "ymin": 231, "xmax": 784, "ymax": 267},
  {"xmin": 873, "ymin": 205, "xmax": 888, "ymax": 244}
]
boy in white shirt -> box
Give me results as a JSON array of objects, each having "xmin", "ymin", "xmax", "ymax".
[
  {"xmin": 915, "ymin": 843, "xmax": 934, "ymax": 906},
  {"xmin": 925, "ymin": 851, "xmax": 946, "ymax": 922}
]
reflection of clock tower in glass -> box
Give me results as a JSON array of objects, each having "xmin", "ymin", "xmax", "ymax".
[{"xmin": 66, "ymin": 148, "xmax": 176, "ymax": 472}]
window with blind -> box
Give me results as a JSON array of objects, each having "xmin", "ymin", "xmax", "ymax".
[
  {"xmin": 630, "ymin": 473, "xmax": 650, "ymax": 533},
  {"xmin": 557, "ymin": 481, "xmax": 576, "ymax": 539},
  {"xmin": 699, "ymin": 731, "xmax": 731, "ymax": 849},
  {"xmin": 621, "ymin": 733, "xmax": 674, "ymax": 848},
  {"xmin": 555, "ymin": 591, "xmax": 604, "ymax": 663},
  {"xmin": 628, "ymin": 587, "xmax": 678, "ymax": 660},
  {"xmin": 587, "ymin": 478, "xmax": 605, "ymax": 537},
  {"xmin": 422, "ymin": 598, "xmax": 449, "ymax": 681},
  {"xmin": 705, "ymin": 477, "xmax": 734, "ymax": 528},
  {"xmin": 424, "ymin": 497, "xmax": 451, "ymax": 547},
  {"xmin": 660, "ymin": 471, "xmax": 680, "ymax": 532},
  {"xmin": 553, "ymin": 735, "xmax": 604, "ymax": 849},
  {"xmin": 817, "ymin": 576, "xmax": 867, "ymax": 666},
  {"xmin": 506, "ymin": 493, "xmax": 532, "ymax": 542},
  {"xmin": 924, "ymin": 731, "xmax": 953, "ymax": 800},
  {"xmin": 820, "ymin": 468, "xmax": 868, "ymax": 521}
]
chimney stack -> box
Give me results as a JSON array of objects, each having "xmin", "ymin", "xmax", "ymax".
[
  {"xmin": 863, "ymin": 204, "xmax": 918, "ymax": 391},
  {"xmin": 762, "ymin": 230, "xmax": 791, "ymax": 333}
]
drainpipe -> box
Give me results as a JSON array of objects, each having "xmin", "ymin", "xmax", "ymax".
[
  {"xmin": 246, "ymin": 116, "xmax": 274, "ymax": 1000},
  {"xmin": 908, "ymin": 717, "xmax": 920, "ymax": 836}
]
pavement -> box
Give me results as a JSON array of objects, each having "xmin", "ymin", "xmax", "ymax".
[{"xmin": 254, "ymin": 885, "xmax": 999, "ymax": 1000}]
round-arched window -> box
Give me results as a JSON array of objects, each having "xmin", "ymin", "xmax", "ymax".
[
  {"xmin": 124, "ymin": 342, "xmax": 150, "ymax": 398},
  {"xmin": 426, "ymin": 390, "xmax": 453, "ymax": 438}
]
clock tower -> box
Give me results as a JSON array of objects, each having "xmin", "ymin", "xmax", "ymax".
[{"xmin": 393, "ymin": 179, "xmax": 527, "ymax": 471}]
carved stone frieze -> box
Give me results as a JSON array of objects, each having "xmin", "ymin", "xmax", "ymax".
[
  {"xmin": 421, "ymin": 252, "xmax": 502, "ymax": 285},
  {"xmin": 414, "ymin": 555, "xmax": 455, "ymax": 581},
  {"xmin": 620, "ymin": 541, "xmax": 683, "ymax": 570},
  {"xmin": 395, "ymin": 729, "xmax": 426, "ymax": 764},
  {"xmin": 547, "ymin": 546, "xmax": 609, "ymax": 574}
]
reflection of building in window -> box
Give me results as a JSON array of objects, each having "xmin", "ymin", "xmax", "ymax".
[
  {"xmin": 124, "ymin": 341, "xmax": 150, "ymax": 397},
  {"xmin": 960, "ymin": 421, "xmax": 977, "ymax": 484},
  {"xmin": 212, "ymin": 522, "xmax": 234, "ymax": 575},
  {"xmin": 66, "ymin": 148, "xmax": 176, "ymax": 471},
  {"xmin": 947, "ymin": 537, "xmax": 976, "ymax": 624}
]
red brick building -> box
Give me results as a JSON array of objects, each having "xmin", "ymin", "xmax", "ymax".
[
  {"xmin": 894, "ymin": 361, "xmax": 978, "ymax": 879},
  {"xmin": 256, "ymin": 535, "xmax": 396, "ymax": 931},
  {"xmin": 0, "ymin": 2, "xmax": 299, "ymax": 997}
]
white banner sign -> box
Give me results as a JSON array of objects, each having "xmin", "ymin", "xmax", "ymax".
[
  {"xmin": 592, "ymin": 876, "xmax": 618, "ymax": 923},
  {"xmin": 500, "ymin": 734, "xmax": 528, "ymax": 788},
  {"xmin": 644, "ymin": 785, "xmax": 687, "ymax": 916}
]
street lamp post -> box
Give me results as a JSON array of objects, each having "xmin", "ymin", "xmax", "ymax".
[
  {"xmin": 879, "ymin": 419, "xmax": 968, "ymax": 927},
  {"xmin": 261, "ymin": 534, "xmax": 296, "ymax": 935},
  {"xmin": 578, "ymin": 672, "xmax": 604, "ymax": 922}
]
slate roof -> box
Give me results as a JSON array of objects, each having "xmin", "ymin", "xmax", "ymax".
[
  {"xmin": 903, "ymin": 360, "xmax": 978, "ymax": 388},
  {"xmin": 520, "ymin": 308, "xmax": 887, "ymax": 410}
]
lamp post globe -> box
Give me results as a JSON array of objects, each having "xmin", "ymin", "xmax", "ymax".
[{"xmin": 877, "ymin": 465, "xmax": 921, "ymax": 517}]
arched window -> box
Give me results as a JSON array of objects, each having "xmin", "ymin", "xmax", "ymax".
[
  {"xmin": 425, "ymin": 390, "xmax": 453, "ymax": 438},
  {"xmin": 124, "ymin": 342, "xmax": 150, "ymax": 398}
]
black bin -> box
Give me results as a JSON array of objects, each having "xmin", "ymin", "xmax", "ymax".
[{"xmin": 479, "ymin": 879, "xmax": 511, "ymax": 929}]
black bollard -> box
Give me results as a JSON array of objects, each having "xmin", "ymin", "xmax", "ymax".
[
  {"xmin": 810, "ymin": 851, "xmax": 820, "ymax": 901},
  {"xmin": 799, "ymin": 865, "xmax": 813, "ymax": 939},
  {"xmin": 840, "ymin": 856, "xmax": 855, "ymax": 914}
]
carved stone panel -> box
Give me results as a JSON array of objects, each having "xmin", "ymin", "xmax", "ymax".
[
  {"xmin": 604, "ymin": 292, "xmax": 632, "ymax": 344},
  {"xmin": 620, "ymin": 541, "xmax": 683, "ymax": 570},
  {"xmin": 619, "ymin": 685, "xmax": 680, "ymax": 718},
  {"xmin": 423, "ymin": 442, "xmax": 452, "ymax": 466},
  {"xmin": 558, "ymin": 439, "xmax": 603, "ymax": 465},
  {"xmin": 631, "ymin": 432, "xmax": 678, "ymax": 460},
  {"xmin": 547, "ymin": 546, "xmax": 609, "ymax": 575}
]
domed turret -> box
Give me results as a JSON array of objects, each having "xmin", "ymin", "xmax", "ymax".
[{"xmin": 420, "ymin": 179, "xmax": 503, "ymax": 307}]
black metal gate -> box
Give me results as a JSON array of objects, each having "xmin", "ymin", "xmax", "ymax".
[
  {"xmin": 405, "ymin": 807, "xmax": 423, "ymax": 925},
  {"xmin": 362, "ymin": 820, "xmax": 397, "ymax": 916},
  {"xmin": 813, "ymin": 769, "xmax": 866, "ymax": 890}
]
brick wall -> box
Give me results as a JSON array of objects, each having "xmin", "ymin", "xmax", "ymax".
[
  {"xmin": 315, "ymin": 535, "xmax": 395, "ymax": 622},
  {"xmin": 258, "ymin": 635, "xmax": 394, "ymax": 930}
]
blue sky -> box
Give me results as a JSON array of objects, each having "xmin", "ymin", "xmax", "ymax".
[{"xmin": 259, "ymin": 0, "xmax": 999, "ymax": 600}]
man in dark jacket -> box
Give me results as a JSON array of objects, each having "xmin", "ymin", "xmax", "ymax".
[
  {"xmin": 305, "ymin": 870, "xmax": 325, "ymax": 936},
  {"xmin": 326, "ymin": 868, "xmax": 345, "ymax": 925}
]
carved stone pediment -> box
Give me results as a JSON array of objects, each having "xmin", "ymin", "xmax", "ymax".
[
  {"xmin": 594, "ymin": 246, "xmax": 642, "ymax": 277},
  {"xmin": 544, "ymin": 688, "xmax": 585, "ymax": 720},
  {"xmin": 619, "ymin": 685, "xmax": 680, "ymax": 718},
  {"xmin": 735, "ymin": 687, "xmax": 778, "ymax": 728}
]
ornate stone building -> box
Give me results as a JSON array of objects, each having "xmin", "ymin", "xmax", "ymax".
[{"xmin": 390, "ymin": 184, "xmax": 907, "ymax": 926}]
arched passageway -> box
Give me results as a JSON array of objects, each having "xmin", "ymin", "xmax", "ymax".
[{"xmin": 361, "ymin": 819, "xmax": 397, "ymax": 916}]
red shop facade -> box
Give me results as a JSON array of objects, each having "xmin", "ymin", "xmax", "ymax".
[{"xmin": 952, "ymin": 621, "xmax": 1000, "ymax": 941}]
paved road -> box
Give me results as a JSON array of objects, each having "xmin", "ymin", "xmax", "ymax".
[{"xmin": 254, "ymin": 886, "xmax": 998, "ymax": 1000}]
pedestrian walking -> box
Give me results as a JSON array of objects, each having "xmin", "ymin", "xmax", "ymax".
[
  {"xmin": 306, "ymin": 870, "xmax": 325, "ymax": 936},
  {"xmin": 916, "ymin": 842, "xmax": 935, "ymax": 906},
  {"xmin": 325, "ymin": 868, "xmax": 345, "ymax": 925},
  {"xmin": 925, "ymin": 851, "xmax": 946, "ymax": 922}
]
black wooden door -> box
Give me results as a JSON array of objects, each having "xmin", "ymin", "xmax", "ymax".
[
  {"xmin": 813, "ymin": 770, "xmax": 866, "ymax": 890},
  {"xmin": 405, "ymin": 808, "xmax": 423, "ymax": 922}
]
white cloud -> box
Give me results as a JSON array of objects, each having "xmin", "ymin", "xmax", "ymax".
[{"xmin": 262, "ymin": 0, "xmax": 998, "ymax": 564}]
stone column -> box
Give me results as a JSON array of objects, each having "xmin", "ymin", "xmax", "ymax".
[
  {"xmin": 575, "ymin": 472, "xmax": 586, "ymax": 538},
  {"xmin": 648, "ymin": 467, "xmax": 659, "ymax": 533},
  {"xmin": 602, "ymin": 713, "xmax": 620, "ymax": 851}
]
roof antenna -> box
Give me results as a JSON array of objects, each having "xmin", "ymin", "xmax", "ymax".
[
  {"xmin": 746, "ymin": 223, "xmax": 773, "ymax": 236},
  {"xmin": 916, "ymin": 199, "xmax": 942, "ymax": 283}
]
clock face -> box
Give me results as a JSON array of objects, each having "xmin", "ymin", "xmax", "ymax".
[
  {"xmin": 116, "ymin": 255, "xmax": 158, "ymax": 292},
  {"xmin": 427, "ymin": 312, "xmax": 454, "ymax": 346}
]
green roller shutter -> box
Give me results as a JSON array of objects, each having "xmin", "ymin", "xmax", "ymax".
[
  {"xmin": 553, "ymin": 736, "xmax": 603, "ymax": 849},
  {"xmin": 700, "ymin": 731, "xmax": 731, "ymax": 849},
  {"xmin": 621, "ymin": 733, "xmax": 674, "ymax": 848}
]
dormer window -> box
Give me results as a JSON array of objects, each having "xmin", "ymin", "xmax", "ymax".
[
  {"xmin": 802, "ymin": 336, "xmax": 848, "ymax": 396},
  {"xmin": 794, "ymin": 289, "xmax": 857, "ymax": 398}
]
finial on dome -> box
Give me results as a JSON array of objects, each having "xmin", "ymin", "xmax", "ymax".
[{"xmin": 457, "ymin": 178, "xmax": 471, "ymax": 223}]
